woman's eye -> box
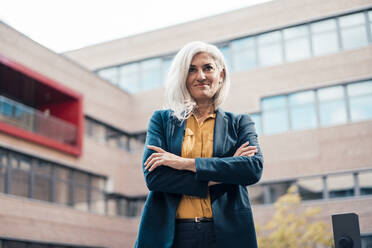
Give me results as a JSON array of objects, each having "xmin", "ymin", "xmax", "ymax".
[
  {"xmin": 204, "ymin": 66, "xmax": 213, "ymax": 71},
  {"xmin": 188, "ymin": 67, "xmax": 196, "ymax": 73}
]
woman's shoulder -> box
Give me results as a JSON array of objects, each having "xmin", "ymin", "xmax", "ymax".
[{"xmin": 218, "ymin": 109, "xmax": 252, "ymax": 122}]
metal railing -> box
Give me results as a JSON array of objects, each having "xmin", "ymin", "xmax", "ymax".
[{"xmin": 0, "ymin": 95, "xmax": 77, "ymax": 146}]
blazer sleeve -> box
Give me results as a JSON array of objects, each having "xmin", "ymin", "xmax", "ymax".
[
  {"xmin": 142, "ymin": 110, "xmax": 209, "ymax": 197},
  {"xmin": 194, "ymin": 114, "xmax": 263, "ymax": 186}
]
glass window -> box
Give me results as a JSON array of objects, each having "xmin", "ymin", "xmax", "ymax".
[
  {"xmin": 141, "ymin": 58, "xmax": 162, "ymax": 91},
  {"xmin": 267, "ymin": 181, "xmax": 295, "ymax": 204},
  {"xmin": 218, "ymin": 45, "xmax": 231, "ymax": 71},
  {"xmin": 369, "ymin": 10, "xmax": 372, "ymax": 36},
  {"xmin": 9, "ymin": 154, "xmax": 31, "ymax": 197},
  {"xmin": 257, "ymin": 31, "xmax": 283, "ymax": 67},
  {"xmin": 327, "ymin": 174, "xmax": 354, "ymax": 198},
  {"xmin": 250, "ymin": 113, "xmax": 262, "ymax": 135},
  {"xmin": 74, "ymin": 185, "xmax": 89, "ymax": 211},
  {"xmin": 347, "ymin": 81, "xmax": 372, "ymax": 122},
  {"xmin": 289, "ymin": 91, "xmax": 317, "ymax": 130},
  {"xmin": 55, "ymin": 180, "xmax": 70, "ymax": 205},
  {"xmin": 248, "ymin": 185, "xmax": 265, "ymax": 205},
  {"xmin": 118, "ymin": 63, "xmax": 140, "ymax": 93},
  {"xmin": 162, "ymin": 56, "xmax": 173, "ymax": 82},
  {"xmin": 97, "ymin": 67, "xmax": 118, "ymax": 85},
  {"xmin": 297, "ymin": 177, "xmax": 323, "ymax": 201},
  {"xmin": 91, "ymin": 189, "xmax": 105, "ymax": 214},
  {"xmin": 311, "ymin": 19, "xmax": 339, "ymax": 56},
  {"xmin": 339, "ymin": 12, "xmax": 368, "ymax": 50},
  {"xmin": 318, "ymin": 86, "xmax": 347, "ymax": 126},
  {"xmin": 283, "ymin": 25, "xmax": 311, "ymax": 62},
  {"xmin": 0, "ymin": 149, "xmax": 7, "ymax": 193},
  {"xmin": 33, "ymin": 162, "xmax": 52, "ymax": 202},
  {"xmin": 91, "ymin": 177, "xmax": 105, "ymax": 190},
  {"xmin": 4, "ymin": 241, "xmax": 27, "ymax": 248},
  {"xmin": 359, "ymin": 171, "xmax": 372, "ymax": 195},
  {"xmin": 231, "ymin": 37, "xmax": 256, "ymax": 71},
  {"xmin": 262, "ymin": 96, "xmax": 288, "ymax": 135},
  {"xmin": 54, "ymin": 167, "xmax": 70, "ymax": 205}
]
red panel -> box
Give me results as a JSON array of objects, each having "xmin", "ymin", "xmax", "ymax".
[{"xmin": 0, "ymin": 54, "xmax": 83, "ymax": 156}]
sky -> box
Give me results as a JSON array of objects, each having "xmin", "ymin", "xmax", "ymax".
[{"xmin": 0, "ymin": 0, "xmax": 271, "ymax": 53}]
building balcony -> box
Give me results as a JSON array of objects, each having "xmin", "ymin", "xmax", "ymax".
[{"xmin": 0, "ymin": 95, "xmax": 77, "ymax": 146}]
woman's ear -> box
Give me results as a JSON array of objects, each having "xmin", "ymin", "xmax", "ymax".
[{"xmin": 219, "ymin": 68, "xmax": 225, "ymax": 83}]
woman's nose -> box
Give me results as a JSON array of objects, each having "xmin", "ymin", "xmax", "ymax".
[{"xmin": 196, "ymin": 70, "xmax": 206, "ymax": 81}]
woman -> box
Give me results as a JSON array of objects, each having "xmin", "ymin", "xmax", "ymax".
[{"xmin": 135, "ymin": 41, "xmax": 263, "ymax": 248}]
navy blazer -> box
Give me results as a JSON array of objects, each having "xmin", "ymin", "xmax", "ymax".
[{"xmin": 135, "ymin": 108, "xmax": 263, "ymax": 248}]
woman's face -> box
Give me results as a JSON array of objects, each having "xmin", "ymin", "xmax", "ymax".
[{"xmin": 186, "ymin": 52, "xmax": 224, "ymax": 104}]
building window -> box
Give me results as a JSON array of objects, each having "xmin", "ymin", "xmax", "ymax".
[
  {"xmin": 231, "ymin": 37, "xmax": 256, "ymax": 71},
  {"xmin": 118, "ymin": 62, "xmax": 140, "ymax": 93},
  {"xmin": 347, "ymin": 80, "xmax": 372, "ymax": 122},
  {"xmin": 0, "ymin": 149, "xmax": 6, "ymax": 193},
  {"xmin": 257, "ymin": 31, "xmax": 283, "ymax": 67},
  {"xmin": 72, "ymin": 171, "xmax": 89, "ymax": 211},
  {"xmin": 0, "ymin": 238, "xmax": 106, "ymax": 248},
  {"xmin": 97, "ymin": 67, "xmax": 118, "ymax": 86},
  {"xmin": 250, "ymin": 113, "xmax": 262, "ymax": 135},
  {"xmin": 141, "ymin": 58, "xmax": 162, "ymax": 91},
  {"xmin": 289, "ymin": 90, "xmax": 317, "ymax": 130},
  {"xmin": 283, "ymin": 25, "xmax": 311, "ymax": 62},
  {"xmin": 32, "ymin": 161, "xmax": 52, "ymax": 202},
  {"xmin": 358, "ymin": 171, "xmax": 372, "ymax": 195},
  {"xmin": 339, "ymin": 12, "xmax": 369, "ymax": 50},
  {"xmin": 54, "ymin": 167, "xmax": 71, "ymax": 206},
  {"xmin": 218, "ymin": 44, "xmax": 231, "ymax": 71},
  {"xmin": 91, "ymin": 177, "xmax": 106, "ymax": 214},
  {"xmin": 262, "ymin": 95, "xmax": 288, "ymax": 135},
  {"xmin": 9, "ymin": 153, "xmax": 31, "ymax": 198},
  {"xmin": 318, "ymin": 85, "xmax": 347, "ymax": 127},
  {"xmin": 266, "ymin": 181, "xmax": 296, "ymax": 204},
  {"xmin": 327, "ymin": 174, "xmax": 355, "ymax": 198},
  {"xmin": 310, "ymin": 19, "xmax": 340, "ymax": 56},
  {"xmin": 297, "ymin": 177, "xmax": 323, "ymax": 201},
  {"xmin": 162, "ymin": 56, "xmax": 174, "ymax": 82},
  {"xmin": 248, "ymin": 185, "xmax": 265, "ymax": 205}
]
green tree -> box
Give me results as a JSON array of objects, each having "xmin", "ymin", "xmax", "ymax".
[{"xmin": 256, "ymin": 186, "xmax": 334, "ymax": 248}]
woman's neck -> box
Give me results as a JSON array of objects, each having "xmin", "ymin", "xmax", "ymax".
[{"xmin": 194, "ymin": 101, "xmax": 215, "ymax": 119}]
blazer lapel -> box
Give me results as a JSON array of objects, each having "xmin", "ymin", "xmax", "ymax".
[
  {"xmin": 169, "ymin": 114, "xmax": 186, "ymax": 156},
  {"xmin": 213, "ymin": 108, "xmax": 228, "ymax": 157}
]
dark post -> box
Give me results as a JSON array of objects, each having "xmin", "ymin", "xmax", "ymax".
[{"xmin": 332, "ymin": 213, "xmax": 361, "ymax": 248}]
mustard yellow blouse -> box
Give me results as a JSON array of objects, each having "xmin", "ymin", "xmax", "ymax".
[{"xmin": 175, "ymin": 113, "xmax": 215, "ymax": 219}]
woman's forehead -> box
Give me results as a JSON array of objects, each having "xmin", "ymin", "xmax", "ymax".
[{"xmin": 190, "ymin": 52, "xmax": 216, "ymax": 65}]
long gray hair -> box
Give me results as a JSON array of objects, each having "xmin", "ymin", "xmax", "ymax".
[{"xmin": 163, "ymin": 41, "xmax": 231, "ymax": 120}]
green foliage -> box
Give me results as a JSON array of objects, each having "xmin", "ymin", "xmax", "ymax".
[{"xmin": 256, "ymin": 186, "xmax": 334, "ymax": 248}]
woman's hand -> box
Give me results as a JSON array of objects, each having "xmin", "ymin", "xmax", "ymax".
[
  {"xmin": 144, "ymin": 145, "xmax": 196, "ymax": 172},
  {"xmin": 233, "ymin": 141, "xmax": 257, "ymax": 157}
]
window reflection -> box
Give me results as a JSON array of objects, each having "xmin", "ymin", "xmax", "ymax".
[
  {"xmin": 318, "ymin": 86, "xmax": 347, "ymax": 126},
  {"xmin": 289, "ymin": 91, "xmax": 317, "ymax": 130},
  {"xmin": 347, "ymin": 81, "xmax": 372, "ymax": 122},
  {"xmin": 328, "ymin": 174, "xmax": 354, "ymax": 198},
  {"xmin": 218, "ymin": 45, "xmax": 231, "ymax": 71}
]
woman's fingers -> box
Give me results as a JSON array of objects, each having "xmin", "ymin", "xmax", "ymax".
[
  {"xmin": 144, "ymin": 152, "xmax": 161, "ymax": 166},
  {"xmin": 144, "ymin": 156, "xmax": 162, "ymax": 171},
  {"xmin": 147, "ymin": 145, "xmax": 165, "ymax": 153},
  {"xmin": 241, "ymin": 151, "xmax": 256, "ymax": 157}
]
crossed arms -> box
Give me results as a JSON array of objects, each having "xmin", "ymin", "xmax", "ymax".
[{"xmin": 142, "ymin": 111, "xmax": 263, "ymax": 198}]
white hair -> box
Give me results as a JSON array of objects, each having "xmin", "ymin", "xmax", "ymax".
[{"xmin": 163, "ymin": 41, "xmax": 231, "ymax": 121}]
